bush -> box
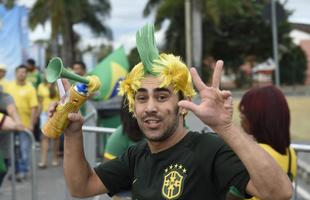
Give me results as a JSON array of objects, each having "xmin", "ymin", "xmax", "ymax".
[{"xmin": 279, "ymin": 46, "xmax": 307, "ymax": 85}]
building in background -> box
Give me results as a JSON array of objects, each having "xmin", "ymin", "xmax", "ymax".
[{"xmin": 0, "ymin": 4, "xmax": 29, "ymax": 80}]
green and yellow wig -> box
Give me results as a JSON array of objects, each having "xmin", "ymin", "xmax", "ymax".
[{"xmin": 119, "ymin": 24, "xmax": 196, "ymax": 112}]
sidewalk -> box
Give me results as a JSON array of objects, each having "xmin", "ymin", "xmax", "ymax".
[{"xmin": 0, "ymin": 149, "xmax": 112, "ymax": 200}]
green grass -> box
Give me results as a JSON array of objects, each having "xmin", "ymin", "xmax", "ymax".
[{"xmin": 232, "ymin": 96, "xmax": 310, "ymax": 142}]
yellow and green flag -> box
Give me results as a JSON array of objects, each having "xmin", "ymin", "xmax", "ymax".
[{"xmin": 90, "ymin": 47, "xmax": 129, "ymax": 101}]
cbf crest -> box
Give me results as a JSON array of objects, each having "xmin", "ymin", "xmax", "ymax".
[{"xmin": 161, "ymin": 164, "xmax": 187, "ymax": 200}]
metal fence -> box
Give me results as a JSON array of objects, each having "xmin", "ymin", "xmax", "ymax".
[
  {"xmin": 1, "ymin": 102, "xmax": 97, "ymax": 200},
  {"xmin": 0, "ymin": 130, "xmax": 38, "ymax": 200},
  {"xmin": 291, "ymin": 144, "xmax": 310, "ymax": 200}
]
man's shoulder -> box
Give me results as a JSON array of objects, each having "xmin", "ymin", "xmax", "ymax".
[
  {"xmin": 127, "ymin": 140, "xmax": 148, "ymax": 155},
  {"xmin": 38, "ymin": 82, "xmax": 45, "ymax": 89},
  {"xmin": 28, "ymin": 69, "xmax": 40, "ymax": 75},
  {"xmin": 26, "ymin": 82, "xmax": 35, "ymax": 88},
  {"xmin": 188, "ymin": 130, "xmax": 223, "ymax": 142},
  {"xmin": 6, "ymin": 81, "xmax": 16, "ymax": 88},
  {"xmin": 186, "ymin": 131, "xmax": 226, "ymax": 150}
]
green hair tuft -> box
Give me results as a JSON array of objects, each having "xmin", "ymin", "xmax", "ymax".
[{"xmin": 136, "ymin": 24, "xmax": 161, "ymax": 75}]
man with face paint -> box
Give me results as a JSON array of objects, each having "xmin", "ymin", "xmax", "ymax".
[{"xmin": 56, "ymin": 24, "xmax": 292, "ymax": 200}]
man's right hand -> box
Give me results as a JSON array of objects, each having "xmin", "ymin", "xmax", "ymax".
[
  {"xmin": 48, "ymin": 101, "xmax": 84, "ymax": 137},
  {"xmin": 64, "ymin": 113, "xmax": 84, "ymax": 137},
  {"xmin": 48, "ymin": 102, "xmax": 58, "ymax": 118}
]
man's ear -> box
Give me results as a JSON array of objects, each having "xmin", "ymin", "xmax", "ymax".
[
  {"xmin": 180, "ymin": 110, "xmax": 187, "ymax": 116},
  {"xmin": 180, "ymin": 107, "xmax": 188, "ymax": 116},
  {"xmin": 179, "ymin": 96, "xmax": 191, "ymax": 116}
]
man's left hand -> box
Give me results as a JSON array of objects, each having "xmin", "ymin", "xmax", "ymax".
[{"xmin": 178, "ymin": 60, "xmax": 233, "ymax": 133}]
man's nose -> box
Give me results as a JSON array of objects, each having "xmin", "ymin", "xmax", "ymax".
[{"xmin": 145, "ymin": 98, "xmax": 157, "ymax": 113}]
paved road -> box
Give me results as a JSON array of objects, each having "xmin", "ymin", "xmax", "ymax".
[{"xmin": 0, "ymin": 150, "xmax": 112, "ymax": 200}]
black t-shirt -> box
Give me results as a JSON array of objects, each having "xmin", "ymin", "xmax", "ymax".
[{"xmin": 94, "ymin": 131, "xmax": 250, "ymax": 200}]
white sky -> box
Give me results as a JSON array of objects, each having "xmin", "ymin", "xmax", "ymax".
[
  {"xmin": 15, "ymin": 0, "xmax": 310, "ymax": 52},
  {"xmin": 16, "ymin": 0, "xmax": 158, "ymax": 53},
  {"xmin": 285, "ymin": 0, "xmax": 310, "ymax": 24}
]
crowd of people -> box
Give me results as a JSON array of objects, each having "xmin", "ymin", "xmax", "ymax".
[
  {"xmin": 0, "ymin": 59, "xmax": 88, "ymax": 185},
  {"xmin": 0, "ymin": 61, "xmax": 39, "ymax": 183}
]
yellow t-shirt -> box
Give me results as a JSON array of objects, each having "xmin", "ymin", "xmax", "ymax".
[
  {"xmin": 37, "ymin": 83, "xmax": 59, "ymax": 112},
  {"xmin": 7, "ymin": 81, "xmax": 38, "ymax": 127},
  {"xmin": 0, "ymin": 78, "xmax": 9, "ymax": 92},
  {"xmin": 246, "ymin": 143, "xmax": 297, "ymax": 200}
]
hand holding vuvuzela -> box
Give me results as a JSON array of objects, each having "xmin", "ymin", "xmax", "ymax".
[
  {"xmin": 178, "ymin": 60, "xmax": 233, "ymax": 133},
  {"xmin": 42, "ymin": 57, "xmax": 101, "ymax": 138}
]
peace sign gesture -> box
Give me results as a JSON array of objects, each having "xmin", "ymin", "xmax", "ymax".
[{"xmin": 178, "ymin": 60, "xmax": 233, "ymax": 133}]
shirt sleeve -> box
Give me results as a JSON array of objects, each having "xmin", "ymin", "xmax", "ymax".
[
  {"xmin": 94, "ymin": 147, "xmax": 134, "ymax": 196},
  {"xmin": 104, "ymin": 125, "xmax": 128, "ymax": 159},
  {"xmin": 37, "ymin": 84, "xmax": 43, "ymax": 97},
  {"xmin": 213, "ymin": 143, "xmax": 252, "ymax": 198},
  {"xmin": 29, "ymin": 85, "xmax": 39, "ymax": 108}
]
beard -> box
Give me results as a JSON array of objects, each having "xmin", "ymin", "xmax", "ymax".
[{"xmin": 139, "ymin": 106, "xmax": 180, "ymax": 142}]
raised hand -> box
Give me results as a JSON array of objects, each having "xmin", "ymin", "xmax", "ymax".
[
  {"xmin": 65, "ymin": 113, "xmax": 84, "ymax": 136},
  {"xmin": 47, "ymin": 101, "xmax": 84, "ymax": 137},
  {"xmin": 178, "ymin": 60, "xmax": 233, "ymax": 133}
]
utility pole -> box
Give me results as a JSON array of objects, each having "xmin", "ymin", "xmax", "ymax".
[
  {"xmin": 185, "ymin": 0, "xmax": 192, "ymax": 68},
  {"xmin": 191, "ymin": 0, "xmax": 202, "ymax": 72},
  {"xmin": 271, "ymin": 0, "xmax": 280, "ymax": 86}
]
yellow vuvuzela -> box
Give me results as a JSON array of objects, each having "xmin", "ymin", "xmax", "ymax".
[{"xmin": 41, "ymin": 57, "xmax": 101, "ymax": 138}]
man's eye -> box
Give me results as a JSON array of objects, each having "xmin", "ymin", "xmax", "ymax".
[
  {"xmin": 136, "ymin": 96, "xmax": 147, "ymax": 102},
  {"xmin": 158, "ymin": 95, "xmax": 168, "ymax": 101}
]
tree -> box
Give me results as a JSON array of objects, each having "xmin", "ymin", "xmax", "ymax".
[
  {"xmin": 29, "ymin": 0, "xmax": 112, "ymax": 66},
  {"xmin": 0, "ymin": 0, "xmax": 14, "ymax": 8},
  {"xmin": 144, "ymin": 0, "xmax": 307, "ymax": 86},
  {"xmin": 279, "ymin": 45, "xmax": 307, "ymax": 85},
  {"xmin": 144, "ymin": 0, "xmax": 243, "ymax": 66},
  {"xmin": 210, "ymin": 1, "xmax": 307, "ymax": 86}
]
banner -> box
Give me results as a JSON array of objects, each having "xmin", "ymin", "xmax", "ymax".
[
  {"xmin": 0, "ymin": 5, "xmax": 29, "ymax": 80},
  {"xmin": 89, "ymin": 47, "xmax": 129, "ymax": 101}
]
